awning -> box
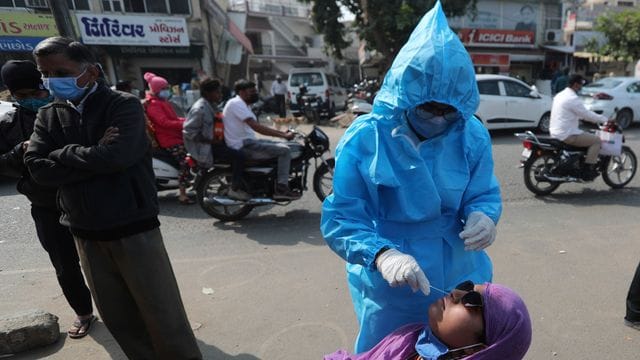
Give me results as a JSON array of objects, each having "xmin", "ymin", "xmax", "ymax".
[
  {"xmin": 542, "ymin": 45, "xmax": 575, "ymax": 54},
  {"xmin": 228, "ymin": 19, "xmax": 253, "ymax": 54}
]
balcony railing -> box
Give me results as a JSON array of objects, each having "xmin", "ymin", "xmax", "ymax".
[
  {"xmin": 229, "ymin": 0, "xmax": 311, "ymax": 18},
  {"xmin": 252, "ymin": 44, "xmax": 308, "ymax": 57}
]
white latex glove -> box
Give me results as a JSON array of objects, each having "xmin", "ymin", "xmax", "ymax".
[
  {"xmin": 375, "ymin": 248, "xmax": 430, "ymax": 295},
  {"xmin": 459, "ymin": 211, "xmax": 496, "ymax": 251}
]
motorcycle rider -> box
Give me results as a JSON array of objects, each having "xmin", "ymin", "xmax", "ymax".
[
  {"xmin": 549, "ymin": 74, "xmax": 608, "ymax": 179},
  {"xmin": 183, "ymin": 78, "xmax": 250, "ymax": 201},
  {"xmin": 222, "ymin": 79, "xmax": 300, "ymax": 200},
  {"xmin": 321, "ymin": 2, "xmax": 501, "ymax": 352}
]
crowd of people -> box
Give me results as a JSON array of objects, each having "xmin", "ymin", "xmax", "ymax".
[{"xmin": 1, "ymin": 1, "xmax": 639, "ymax": 359}]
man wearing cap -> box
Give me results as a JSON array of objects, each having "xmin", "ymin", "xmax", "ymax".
[
  {"xmin": 549, "ymin": 74, "xmax": 608, "ymax": 180},
  {"xmin": 271, "ymin": 74, "xmax": 288, "ymax": 118},
  {"xmin": 0, "ymin": 60, "xmax": 96, "ymax": 339}
]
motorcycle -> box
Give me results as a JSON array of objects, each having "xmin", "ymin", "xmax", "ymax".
[
  {"xmin": 293, "ymin": 84, "xmax": 324, "ymax": 123},
  {"xmin": 514, "ymin": 121, "xmax": 637, "ymax": 195},
  {"xmin": 196, "ymin": 126, "xmax": 335, "ymax": 221}
]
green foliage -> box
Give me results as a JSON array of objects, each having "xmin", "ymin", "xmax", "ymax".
[
  {"xmin": 300, "ymin": 0, "xmax": 475, "ymax": 60},
  {"xmin": 594, "ymin": 10, "xmax": 640, "ymax": 61}
]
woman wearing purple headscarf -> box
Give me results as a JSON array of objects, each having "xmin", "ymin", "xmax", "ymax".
[{"xmin": 326, "ymin": 282, "xmax": 532, "ymax": 360}]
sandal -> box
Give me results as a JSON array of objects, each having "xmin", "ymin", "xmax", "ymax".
[
  {"xmin": 68, "ymin": 315, "xmax": 97, "ymax": 339},
  {"xmin": 179, "ymin": 197, "xmax": 196, "ymax": 205}
]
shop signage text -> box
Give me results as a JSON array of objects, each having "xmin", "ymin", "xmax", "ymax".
[
  {"xmin": 105, "ymin": 45, "xmax": 203, "ymax": 58},
  {"xmin": 0, "ymin": 12, "xmax": 58, "ymax": 37},
  {"xmin": 76, "ymin": 14, "xmax": 189, "ymax": 47},
  {"xmin": 0, "ymin": 36, "xmax": 43, "ymax": 52},
  {"xmin": 458, "ymin": 29, "xmax": 535, "ymax": 47}
]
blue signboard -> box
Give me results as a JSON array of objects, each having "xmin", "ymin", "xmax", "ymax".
[{"xmin": 0, "ymin": 37, "xmax": 45, "ymax": 52}]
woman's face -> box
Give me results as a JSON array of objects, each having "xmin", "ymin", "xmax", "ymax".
[{"xmin": 428, "ymin": 283, "xmax": 486, "ymax": 349}]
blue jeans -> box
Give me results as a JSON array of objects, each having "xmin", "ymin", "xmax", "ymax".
[{"xmin": 242, "ymin": 138, "xmax": 291, "ymax": 185}]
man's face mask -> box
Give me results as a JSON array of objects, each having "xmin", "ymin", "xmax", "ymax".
[
  {"xmin": 41, "ymin": 68, "xmax": 89, "ymax": 101},
  {"xmin": 407, "ymin": 102, "xmax": 459, "ymax": 139}
]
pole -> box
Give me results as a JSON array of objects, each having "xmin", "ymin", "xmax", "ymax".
[{"xmin": 49, "ymin": 0, "xmax": 77, "ymax": 39}]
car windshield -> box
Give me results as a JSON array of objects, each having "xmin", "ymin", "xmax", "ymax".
[
  {"xmin": 290, "ymin": 72, "xmax": 324, "ymax": 87},
  {"xmin": 584, "ymin": 78, "xmax": 623, "ymax": 89}
]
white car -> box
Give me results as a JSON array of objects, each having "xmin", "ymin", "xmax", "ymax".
[
  {"xmin": 580, "ymin": 77, "xmax": 640, "ymax": 129},
  {"xmin": 475, "ymin": 74, "xmax": 552, "ymax": 133}
]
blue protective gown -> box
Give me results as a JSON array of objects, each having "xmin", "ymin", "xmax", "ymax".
[{"xmin": 320, "ymin": 2, "xmax": 502, "ymax": 353}]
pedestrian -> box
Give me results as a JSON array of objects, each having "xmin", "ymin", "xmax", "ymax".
[
  {"xmin": 553, "ymin": 68, "xmax": 569, "ymax": 95},
  {"xmin": 223, "ymin": 79, "xmax": 300, "ymax": 200},
  {"xmin": 25, "ymin": 37, "xmax": 202, "ymax": 360},
  {"xmin": 0, "ymin": 60, "xmax": 96, "ymax": 339},
  {"xmin": 321, "ymin": 2, "xmax": 501, "ymax": 353},
  {"xmin": 143, "ymin": 71, "xmax": 195, "ymax": 205},
  {"xmin": 549, "ymin": 74, "xmax": 608, "ymax": 180},
  {"xmin": 183, "ymin": 78, "xmax": 250, "ymax": 201},
  {"xmin": 325, "ymin": 282, "xmax": 532, "ymax": 360},
  {"xmin": 271, "ymin": 74, "xmax": 288, "ymax": 118},
  {"xmin": 625, "ymin": 261, "xmax": 640, "ymax": 330}
]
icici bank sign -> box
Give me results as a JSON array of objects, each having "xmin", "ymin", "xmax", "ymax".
[{"xmin": 458, "ymin": 28, "xmax": 535, "ymax": 47}]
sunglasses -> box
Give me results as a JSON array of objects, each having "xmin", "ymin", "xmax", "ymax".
[
  {"xmin": 430, "ymin": 280, "xmax": 484, "ymax": 308},
  {"xmin": 415, "ymin": 103, "xmax": 459, "ymax": 122}
]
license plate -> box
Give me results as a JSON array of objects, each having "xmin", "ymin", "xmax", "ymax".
[{"xmin": 521, "ymin": 148, "xmax": 532, "ymax": 158}]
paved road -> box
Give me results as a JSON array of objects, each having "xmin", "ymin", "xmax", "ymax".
[{"xmin": 1, "ymin": 124, "xmax": 639, "ymax": 359}]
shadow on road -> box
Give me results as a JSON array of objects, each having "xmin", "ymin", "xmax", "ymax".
[
  {"xmin": 212, "ymin": 209, "xmax": 325, "ymax": 247},
  {"xmin": 536, "ymin": 186, "xmax": 640, "ymax": 207}
]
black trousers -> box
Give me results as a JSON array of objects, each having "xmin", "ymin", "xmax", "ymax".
[
  {"xmin": 626, "ymin": 261, "xmax": 640, "ymax": 322},
  {"xmin": 30, "ymin": 205, "xmax": 93, "ymax": 316},
  {"xmin": 275, "ymin": 94, "xmax": 286, "ymax": 118}
]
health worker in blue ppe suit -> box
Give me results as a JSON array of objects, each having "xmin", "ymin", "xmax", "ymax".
[{"xmin": 320, "ymin": 1, "xmax": 502, "ymax": 353}]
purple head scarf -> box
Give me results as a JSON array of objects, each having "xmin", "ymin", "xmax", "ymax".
[{"xmin": 468, "ymin": 283, "xmax": 532, "ymax": 360}]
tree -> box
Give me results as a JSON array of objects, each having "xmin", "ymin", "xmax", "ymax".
[
  {"xmin": 300, "ymin": 0, "xmax": 476, "ymax": 67},
  {"xmin": 593, "ymin": 10, "xmax": 640, "ymax": 63}
]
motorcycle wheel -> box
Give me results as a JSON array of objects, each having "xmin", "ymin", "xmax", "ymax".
[
  {"xmin": 196, "ymin": 169, "xmax": 253, "ymax": 221},
  {"xmin": 602, "ymin": 146, "xmax": 637, "ymax": 189},
  {"xmin": 313, "ymin": 158, "xmax": 335, "ymax": 201},
  {"xmin": 523, "ymin": 153, "xmax": 561, "ymax": 196}
]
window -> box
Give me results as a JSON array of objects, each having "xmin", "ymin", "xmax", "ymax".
[
  {"xmin": 102, "ymin": 0, "xmax": 123, "ymax": 12},
  {"xmin": 290, "ymin": 72, "xmax": 324, "ymax": 87},
  {"xmin": 67, "ymin": 0, "xmax": 90, "ymax": 10},
  {"xmin": 123, "ymin": 0, "xmax": 189, "ymax": 14},
  {"xmin": 478, "ymin": 81, "xmax": 500, "ymax": 96},
  {"xmin": 627, "ymin": 82, "xmax": 640, "ymax": 93},
  {"xmin": 0, "ymin": 0, "xmax": 27, "ymax": 7},
  {"xmin": 503, "ymin": 81, "xmax": 531, "ymax": 97}
]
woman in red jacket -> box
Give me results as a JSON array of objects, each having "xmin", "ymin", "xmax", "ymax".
[{"xmin": 143, "ymin": 72, "xmax": 194, "ymax": 204}]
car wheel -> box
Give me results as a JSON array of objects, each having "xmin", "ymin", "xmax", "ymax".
[
  {"xmin": 616, "ymin": 109, "xmax": 633, "ymax": 129},
  {"xmin": 537, "ymin": 112, "xmax": 551, "ymax": 133}
]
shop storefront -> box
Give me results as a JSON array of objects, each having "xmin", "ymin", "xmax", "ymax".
[
  {"xmin": 75, "ymin": 13, "xmax": 201, "ymax": 91},
  {"xmin": 0, "ymin": 11, "xmax": 59, "ymax": 88}
]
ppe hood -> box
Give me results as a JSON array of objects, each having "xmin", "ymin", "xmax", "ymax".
[{"xmin": 373, "ymin": 1, "xmax": 479, "ymax": 121}]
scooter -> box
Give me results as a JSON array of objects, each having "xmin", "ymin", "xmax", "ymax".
[{"xmin": 152, "ymin": 147, "xmax": 198, "ymax": 191}]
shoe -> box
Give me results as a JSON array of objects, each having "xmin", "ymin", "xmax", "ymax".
[
  {"xmin": 68, "ymin": 315, "xmax": 97, "ymax": 339},
  {"xmin": 581, "ymin": 165, "xmax": 599, "ymax": 181},
  {"xmin": 227, "ymin": 188, "xmax": 251, "ymax": 201},
  {"xmin": 625, "ymin": 318, "xmax": 640, "ymax": 331},
  {"xmin": 273, "ymin": 184, "xmax": 301, "ymax": 200}
]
